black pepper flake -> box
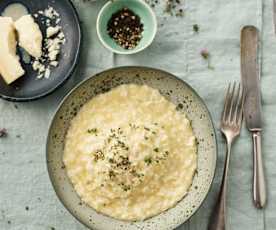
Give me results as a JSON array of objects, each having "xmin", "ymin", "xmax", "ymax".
[
  {"xmin": 25, "ymin": 206, "xmax": 29, "ymax": 211},
  {"xmin": 164, "ymin": 0, "xmax": 184, "ymax": 16},
  {"xmin": 176, "ymin": 103, "xmax": 184, "ymax": 110},
  {"xmin": 107, "ymin": 7, "xmax": 144, "ymax": 50},
  {"xmin": 193, "ymin": 24, "xmax": 199, "ymax": 32},
  {"xmin": 0, "ymin": 128, "xmax": 7, "ymax": 138},
  {"xmin": 200, "ymin": 49, "xmax": 214, "ymax": 69},
  {"xmin": 201, "ymin": 49, "xmax": 209, "ymax": 59}
]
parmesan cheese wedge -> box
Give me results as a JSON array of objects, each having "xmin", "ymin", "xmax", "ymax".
[
  {"xmin": 0, "ymin": 17, "xmax": 25, "ymax": 84},
  {"xmin": 15, "ymin": 15, "xmax": 42, "ymax": 58}
]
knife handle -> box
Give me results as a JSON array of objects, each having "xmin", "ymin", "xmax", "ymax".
[{"xmin": 252, "ymin": 131, "xmax": 267, "ymax": 208}]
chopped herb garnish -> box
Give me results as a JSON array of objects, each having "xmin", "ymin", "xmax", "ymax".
[
  {"xmin": 193, "ymin": 24, "xmax": 199, "ymax": 32},
  {"xmin": 93, "ymin": 150, "xmax": 105, "ymax": 162},
  {"xmin": 144, "ymin": 127, "xmax": 150, "ymax": 131},
  {"xmin": 154, "ymin": 148, "xmax": 159, "ymax": 152},
  {"xmin": 88, "ymin": 128, "xmax": 98, "ymax": 135},
  {"xmin": 109, "ymin": 158, "xmax": 115, "ymax": 164},
  {"xmin": 144, "ymin": 156, "xmax": 152, "ymax": 165},
  {"xmin": 109, "ymin": 170, "xmax": 116, "ymax": 178},
  {"xmin": 122, "ymin": 184, "xmax": 131, "ymax": 191}
]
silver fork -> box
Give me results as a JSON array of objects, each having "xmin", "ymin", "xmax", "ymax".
[{"xmin": 208, "ymin": 83, "xmax": 245, "ymax": 230}]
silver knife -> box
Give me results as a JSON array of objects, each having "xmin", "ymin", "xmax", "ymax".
[{"xmin": 241, "ymin": 26, "xmax": 266, "ymax": 209}]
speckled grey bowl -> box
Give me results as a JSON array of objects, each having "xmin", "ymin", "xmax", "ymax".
[{"xmin": 46, "ymin": 66, "xmax": 217, "ymax": 230}]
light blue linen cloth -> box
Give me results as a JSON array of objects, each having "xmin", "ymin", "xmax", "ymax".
[{"xmin": 0, "ymin": 0, "xmax": 275, "ymax": 229}]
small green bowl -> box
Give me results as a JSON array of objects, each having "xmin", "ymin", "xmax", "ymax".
[{"xmin": 96, "ymin": 0, "xmax": 157, "ymax": 54}]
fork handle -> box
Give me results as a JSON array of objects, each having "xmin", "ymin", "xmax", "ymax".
[
  {"xmin": 208, "ymin": 143, "xmax": 231, "ymax": 230},
  {"xmin": 252, "ymin": 131, "xmax": 267, "ymax": 208}
]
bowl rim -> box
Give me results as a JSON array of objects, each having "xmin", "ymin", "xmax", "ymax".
[
  {"xmin": 0, "ymin": 0, "xmax": 82, "ymax": 102},
  {"xmin": 46, "ymin": 66, "xmax": 218, "ymax": 230},
  {"xmin": 96, "ymin": 0, "xmax": 158, "ymax": 55}
]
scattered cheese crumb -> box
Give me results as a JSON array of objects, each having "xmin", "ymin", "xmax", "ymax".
[
  {"xmin": 50, "ymin": 61, "xmax": 58, "ymax": 67},
  {"xmin": 44, "ymin": 6, "xmax": 59, "ymax": 19},
  {"xmin": 32, "ymin": 60, "xmax": 45, "ymax": 73},
  {"xmin": 58, "ymin": 31, "xmax": 65, "ymax": 40},
  {"xmin": 46, "ymin": 19, "xmax": 50, "ymax": 26},
  {"xmin": 46, "ymin": 26, "xmax": 61, "ymax": 38},
  {"xmin": 44, "ymin": 68, "xmax": 50, "ymax": 78},
  {"xmin": 30, "ymin": 5, "xmax": 65, "ymax": 79}
]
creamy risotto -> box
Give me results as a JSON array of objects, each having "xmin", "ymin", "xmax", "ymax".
[{"xmin": 63, "ymin": 84, "xmax": 197, "ymax": 221}]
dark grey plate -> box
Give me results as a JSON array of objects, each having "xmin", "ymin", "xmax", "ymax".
[
  {"xmin": 47, "ymin": 66, "xmax": 217, "ymax": 230},
  {"xmin": 0, "ymin": 0, "xmax": 81, "ymax": 101}
]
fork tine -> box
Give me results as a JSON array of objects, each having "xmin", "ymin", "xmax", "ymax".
[
  {"xmin": 228, "ymin": 82, "xmax": 236, "ymax": 123},
  {"xmin": 222, "ymin": 83, "xmax": 231, "ymax": 123},
  {"xmin": 237, "ymin": 86, "xmax": 245, "ymax": 125},
  {"xmin": 233, "ymin": 83, "xmax": 241, "ymax": 123}
]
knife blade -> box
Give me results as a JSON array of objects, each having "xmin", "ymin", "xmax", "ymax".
[
  {"xmin": 241, "ymin": 26, "xmax": 266, "ymax": 209},
  {"xmin": 241, "ymin": 26, "xmax": 262, "ymax": 130}
]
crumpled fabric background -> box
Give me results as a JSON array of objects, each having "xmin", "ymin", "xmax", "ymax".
[{"xmin": 0, "ymin": 0, "xmax": 275, "ymax": 229}]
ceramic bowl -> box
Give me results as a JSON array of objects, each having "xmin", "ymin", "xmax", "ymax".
[
  {"xmin": 46, "ymin": 66, "xmax": 217, "ymax": 230},
  {"xmin": 96, "ymin": 0, "xmax": 157, "ymax": 54}
]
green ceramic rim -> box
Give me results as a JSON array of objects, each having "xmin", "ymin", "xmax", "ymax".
[{"xmin": 96, "ymin": 0, "xmax": 157, "ymax": 55}]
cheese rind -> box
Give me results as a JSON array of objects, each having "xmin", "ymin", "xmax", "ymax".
[
  {"xmin": 0, "ymin": 17, "xmax": 25, "ymax": 84},
  {"xmin": 15, "ymin": 15, "xmax": 42, "ymax": 58}
]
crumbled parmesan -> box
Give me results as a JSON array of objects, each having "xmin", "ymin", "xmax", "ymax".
[
  {"xmin": 30, "ymin": 6, "xmax": 65, "ymax": 79},
  {"xmin": 39, "ymin": 6, "xmax": 59, "ymax": 19},
  {"xmin": 46, "ymin": 26, "xmax": 61, "ymax": 38},
  {"xmin": 44, "ymin": 68, "xmax": 51, "ymax": 78},
  {"xmin": 50, "ymin": 61, "xmax": 58, "ymax": 67}
]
